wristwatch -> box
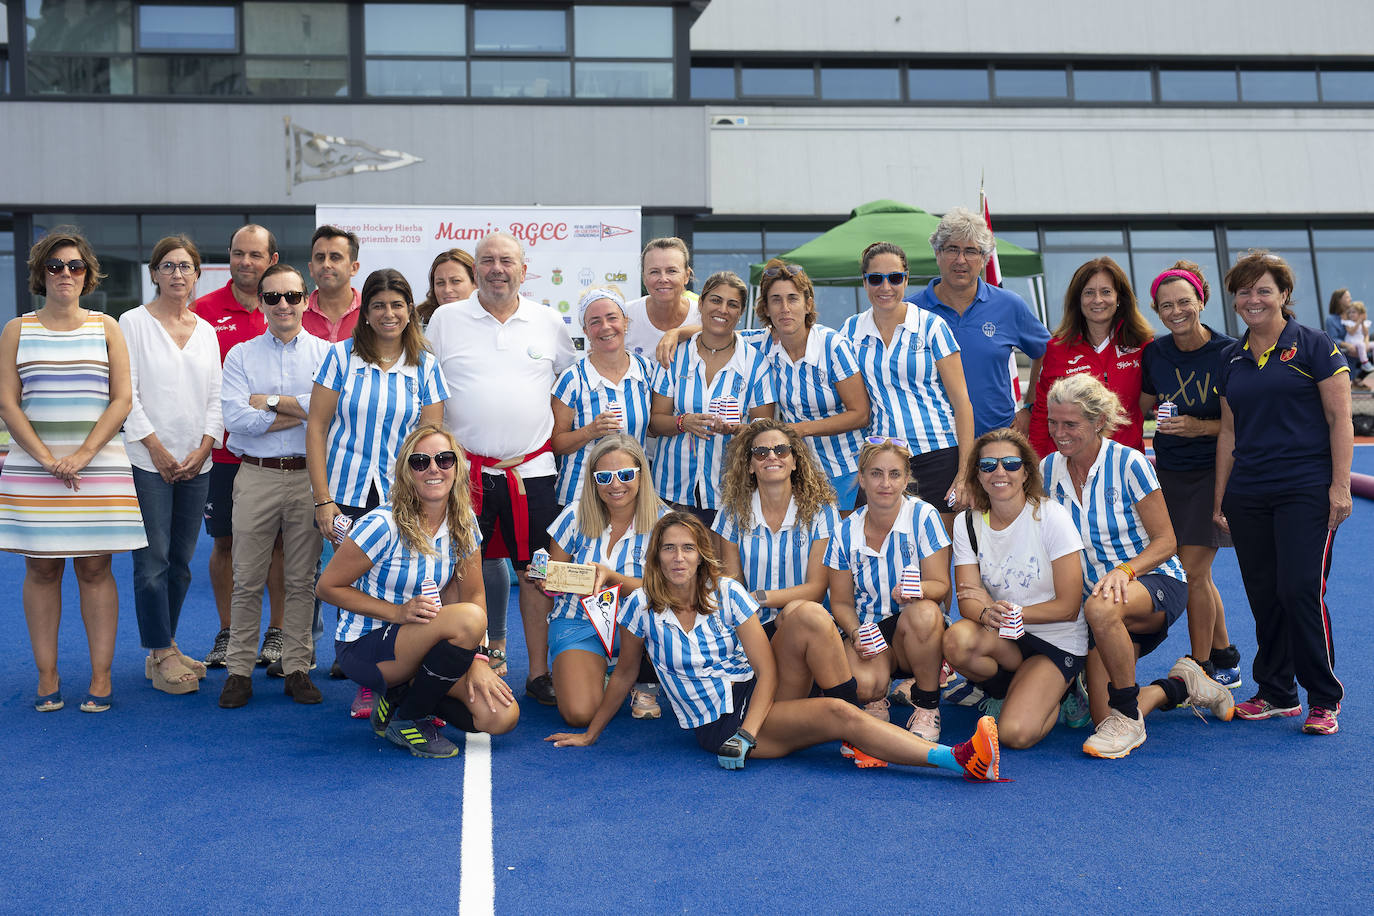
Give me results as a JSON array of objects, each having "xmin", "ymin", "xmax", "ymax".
[
  {"xmin": 751, "ymin": 588, "xmax": 767, "ymax": 605},
  {"xmin": 266, "ymin": 395, "xmax": 280, "ymax": 411}
]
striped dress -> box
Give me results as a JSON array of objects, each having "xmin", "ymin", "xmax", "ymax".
[{"xmin": 0, "ymin": 312, "xmax": 146, "ymax": 556}]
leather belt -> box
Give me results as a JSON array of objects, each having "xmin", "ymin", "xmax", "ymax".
[{"xmin": 239, "ymin": 455, "xmax": 307, "ymax": 470}]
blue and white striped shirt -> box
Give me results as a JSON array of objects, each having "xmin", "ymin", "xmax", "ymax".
[
  {"xmin": 712, "ymin": 492, "xmax": 840, "ymax": 626},
  {"xmin": 619, "ymin": 577, "xmax": 759, "ymax": 729},
  {"xmin": 546, "ymin": 502, "xmax": 665, "ymax": 623},
  {"xmin": 1041, "ymin": 439, "xmax": 1187, "ymax": 593},
  {"xmin": 824, "ymin": 496, "xmax": 951, "ymax": 625},
  {"xmin": 335, "ymin": 505, "xmax": 479, "ymax": 642},
  {"xmin": 650, "ymin": 334, "xmax": 775, "ymax": 509},
  {"xmin": 743, "ymin": 325, "xmax": 864, "ymax": 481},
  {"xmin": 840, "ymin": 304, "xmax": 960, "ymax": 454},
  {"xmin": 313, "ymin": 339, "xmax": 449, "ymax": 507},
  {"xmin": 551, "ymin": 353, "xmax": 654, "ymax": 505}
]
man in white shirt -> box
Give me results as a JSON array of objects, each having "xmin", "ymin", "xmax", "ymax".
[{"xmin": 427, "ymin": 232, "xmax": 577, "ymax": 705}]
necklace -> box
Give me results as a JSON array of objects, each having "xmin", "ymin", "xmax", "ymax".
[{"xmin": 699, "ymin": 335, "xmax": 735, "ymax": 355}]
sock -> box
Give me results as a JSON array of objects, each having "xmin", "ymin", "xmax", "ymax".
[
  {"xmin": 431, "ymin": 695, "xmax": 479, "ymax": 733},
  {"xmin": 394, "ymin": 641, "xmax": 477, "ymax": 721},
  {"xmin": 912, "ymin": 687, "xmax": 940, "ymax": 710},
  {"xmin": 977, "ymin": 667, "xmax": 1014, "ymax": 700},
  {"xmin": 821, "ymin": 677, "xmax": 860, "ymax": 707},
  {"xmin": 928, "ymin": 744, "xmax": 963, "ymax": 773},
  {"xmin": 637, "ymin": 653, "xmax": 658, "ymax": 684},
  {"xmin": 1152, "ymin": 676, "xmax": 1189, "ymax": 711},
  {"xmin": 1193, "ymin": 656, "xmax": 1218, "ymax": 679},
  {"xmin": 1211, "ymin": 644, "xmax": 1241, "ymax": 669},
  {"xmin": 1107, "ymin": 682, "xmax": 1140, "ymax": 721}
]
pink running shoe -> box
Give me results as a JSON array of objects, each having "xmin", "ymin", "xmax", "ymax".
[
  {"xmin": 1302, "ymin": 704, "xmax": 1340, "ymax": 735},
  {"xmin": 1233, "ymin": 696, "xmax": 1302, "ymax": 720},
  {"xmin": 350, "ymin": 686, "xmax": 376, "ymax": 719}
]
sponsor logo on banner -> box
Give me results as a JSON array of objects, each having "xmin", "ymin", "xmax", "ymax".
[
  {"xmin": 574, "ymin": 223, "xmax": 633, "ymax": 240},
  {"xmin": 578, "ymin": 267, "xmax": 596, "ymax": 287},
  {"xmin": 551, "ymin": 269, "xmax": 563, "ymax": 285}
]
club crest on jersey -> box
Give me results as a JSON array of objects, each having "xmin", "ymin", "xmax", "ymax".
[
  {"xmin": 900, "ymin": 542, "xmax": 914, "ymax": 562},
  {"xmin": 1104, "ymin": 487, "xmax": 1119, "ymax": 502},
  {"xmin": 982, "ymin": 321, "xmax": 996, "ymax": 338},
  {"xmin": 1280, "ymin": 345, "xmax": 1297, "ymax": 362}
]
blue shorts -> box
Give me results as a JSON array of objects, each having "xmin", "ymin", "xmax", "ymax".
[
  {"xmin": 335, "ymin": 624, "xmax": 401, "ymax": 693},
  {"xmin": 830, "ymin": 471, "xmax": 859, "ymax": 512},
  {"xmin": 548, "ymin": 616, "xmax": 615, "ymax": 667},
  {"xmin": 1130, "ymin": 573, "xmax": 1188, "ymax": 658},
  {"xmin": 1013, "ymin": 631, "xmax": 1087, "ymax": 684},
  {"xmin": 203, "ymin": 462, "xmax": 238, "ymax": 539},
  {"xmin": 693, "ymin": 678, "xmax": 757, "ymax": 752}
]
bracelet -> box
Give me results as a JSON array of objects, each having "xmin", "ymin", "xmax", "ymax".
[
  {"xmin": 474, "ymin": 652, "xmax": 490, "ymax": 664},
  {"xmin": 314, "ymin": 498, "xmax": 335, "ymax": 508},
  {"xmin": 1115, "ymin": 562, "xmax": 1136, "ymax": 581},
  {"xmin": 980, "ymin": 607, "xmax": 990, "ymax": 624},
  {"xmin": 675, "ymin": 414, "xmax": 686, "ymax": 433}
]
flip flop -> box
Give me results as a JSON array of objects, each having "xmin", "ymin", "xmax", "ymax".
[{"xmin": 79, "ymin": 692, "xmax": 112, "ymax": 713}]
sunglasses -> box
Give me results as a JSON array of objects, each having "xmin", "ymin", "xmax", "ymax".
[
  {"xmin": 749, "ymin": 443, "xmax": 793, "ymax": 459},
  {"xmin": 408, "ymin": 450, "xmax": 458, "ymax": 472},
  {"xmin": 593, "ymin": 467, "xmax": 638, "ymax": 485},
  {"xmin": 863, "ymin": 271, "xmax": 907, "ymax": 287},
  {"xmin": 977, "ymin": 456, "xmax": 1025, "ymax": 473},
  {"xmin": 865, "ymin": 436, "xmax": 909, "ymax": 448},
  {"xmin": 45, "ymin": 258, "xmax": 88, "ymax": 276},
  {"xmin": 261, "ymin": 290, "xmax": 305, "ymax": 305},
  {"xmin": 762, "ymin": 264, "xmax": 805, "ymax": 280}
]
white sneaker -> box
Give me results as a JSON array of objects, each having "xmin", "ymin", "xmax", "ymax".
[
  {"xmin": 629, "ymin": 685, "xmax": 661, "ymax": 719},
  {"xmin": 1168, "ymin": 656, "xmax": 1235, "ymax": 721},
  {"xmin": 863, "ymin": 698, "xmax": 891, "ymax": 721},
  {"xmin": 1082, "ymin": 710, "xmax": 1146, "ymax": 758},
  {"xmin": 905, "ymin": 705, "xmax": 941, "ymax": 743}
]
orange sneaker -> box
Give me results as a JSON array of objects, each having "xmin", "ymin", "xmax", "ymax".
[
  {"xmin": 841, "ymin": 742, "xmax": 888, "ymax": 768},
  {"xmin": 952, "ymin": 715, "xmax": 1000, "ymax": 781}
]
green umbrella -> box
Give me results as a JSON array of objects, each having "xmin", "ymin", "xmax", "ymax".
[{"xmin": 748, "ymin": 199, "xmax": 1043, "ymax": 286}]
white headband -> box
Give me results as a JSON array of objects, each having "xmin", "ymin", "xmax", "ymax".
[{"xmin": 577, "ymin": 287, "xmax": 627, "ymax": 327}]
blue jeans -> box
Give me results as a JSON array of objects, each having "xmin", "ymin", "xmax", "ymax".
[{"xmin": 131, "ymin": 467, "xmax": 210, "ymax": 649}]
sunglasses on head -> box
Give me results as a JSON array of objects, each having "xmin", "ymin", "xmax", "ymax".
[
  {"xmin": 45, "ymin": 258, "xmax": 87, "ymax": 276},
  {"xmin": 865, "ymin": 436, "xmax": 908, "ymax": 448},
  {"xmin": 408, "ymin": 450, "xmax": 458, "ymax": 472},
  {"xmin": 863, "ymin": 271, "xmax": 907, "ymax": 287},
  {"xmin": 261, "ymin": 290, "xmax": 305, "ymax": 305},
  {"xmin": 977, "ymin": 456, "xmax": 1025, "ymax": 473},
  {"xmin": 762, "ymin": 264, "xmax": 805, "ymax": 280},
  {"xmin": 750, "ymin": 443, "xmax": 793, "ymax": 459},
  {"xmin": 593, "ymin": 467, "xmax": 638, "ymax": 485}
]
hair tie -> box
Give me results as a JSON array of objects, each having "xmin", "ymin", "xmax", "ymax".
[
  {"xmin": 576, "ymin": 287, "xmax": 627, "ymax": 327},
  {"xmin": 1150, "ymin": 269, "xmax": 1205, "ymax": 304}
]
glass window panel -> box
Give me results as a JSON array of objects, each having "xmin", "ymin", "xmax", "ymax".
[
  {"xmin": 473, "ymin": 8, "xmax": 566, "ymax": 54},
  {"xmin": 814, "ymin": 286, "xmax": 861, "ymax": 329},
  {"xmin": 691, "ymin": 65, "xmax": 733, "ymax": 98},
  {"xmin": 1159, "ymin": 69, "xmax": 1237, "ymax": 102},
  {"xmin": 1129, "ymin": 249, "xmax": 1226, "ymax": 333},
  {"xmin": 27, "ymin": 55, "xmax": 133, "ymax": 93},
  {"xmin": 469, "ymin": 59, "xmax": 569, "ymax": 98},
  {"xmin": 691, "ymin": 252, "xmax": 757, "ymax": 296},
  {"xmin": 1073, "ymin": 68, "xmax": 1152, "ymax": 102},
  {"xmin": 1226, "ymin": 227, "xmax": 1310, "ymax": 250},
  {"xmin": 993, "ymin": 230, "xmax": 1040, "ymax": 251},
  {"xmin": 764, "ymin": 228, "xmax": 831, "ymax": 252},
  {"xmin": 1225, "ymin": 245, "xmax": 1319, "ymax": 329},
  {"xmin": 1130, "ymin": 228, "xmax": 1217, "ymax": 249},
  {"xmin": 994, "ymin": 67, "xmax": 1068, "ymax": 99},
  {"xmin": 1240, "ymin": 69, "xmax": 1318, "ymax": 103},
  {"xmin": 366, "ymin": 58, "xmax": 466, "ymax": 97},
  {"xmin": 245, "ymin": 57, "xmax": 347, "ymax": 97},
  {"xmin": 740, "ymin": 66, "xmax": 813, "ymax": 97},
  {"xmin": 908, "ymin": 67, "xmax": 988, "ymax": 101},
  {"xmin": 575, "ymin": 61, "xmax": 671, "ymax": 99},
  {"xmin": 1320, "ymin": 70, "xmax": 1374, "ymax": 103},
  {"xmin": 244, "ymin": 2, "xmax": 347, "ymax": 55},
  {"xmin": 1314, "ymin": 249, "xmax": 1374, "ymax": 323},
  {"xmin": 248, "ymin": 211, "xmax": 316, "ymax": 285},
  {"xmin": 1042, "ymin": 228, "xmax": 1124, "ymax": 247},
  {"xmin": 575, "ymin": 6, "xmax": 671, "ymax": 59},
  {"xmin": 364, "ymin": 3, "xmax": 465, "ymax": 56},
  {"xmin": 136, "ymin": 55, "xmax": 244, "ymax": 94},
  {"xmin": 138, "ymin": 4, "xmax": 235, "ymax": 51},
  {"xmin": 692, "ymin": 228, "xmax": 762, "ymax": 250},
  {"xmin": 141, "ymin": 213, "xmax": 245, "ymax": 262},
  {"xmin": 820, "ymin": 66, "xmax": 900, "ymax": 101},
  {"xmin": 31, "ymin": 212, "xmax": 140, "ymax": 315},
  {"xmin": 1313, "ymin": 228, "xmax": 1374, "ymax": 248},
  {"xmin": 27, "ymin": 0, "xmax": 133, "ymax": 52},
  {"xmin": 1, "ymin": 3, "xmax": 9, "ymax": 44},
  {"xmin": 1040, "ymin": 248, "xmax": 1128, "ymax": 332}
]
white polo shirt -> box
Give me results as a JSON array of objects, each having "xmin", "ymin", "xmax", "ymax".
[{"xmin": 428, "ymin": 293, "xmax": 578, "ymax": 478}]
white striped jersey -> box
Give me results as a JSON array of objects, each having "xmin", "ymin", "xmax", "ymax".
[
  {"xmin": 545, "ymin": 502, "xmax": 666, "ymax": 623},
  {"xmin": 712, "ymin": 492, "xmax": 840, "ymax": 626},
  {"xmin": 839, "ymin": 304, "xmax": 960, "ymax": 454},
  {"xmin": 313, "ymin": 339, "xmax": 450, "ymax": 507},
  {"xmin": 334, "ymin": 505, "xmax": 479, "ymax": 642},
  {"xmin": 650, "ymin": 334, "xmax": 775, "ymax": 509},
  {"xmin": 551, "ymin": 353, "xmax": 654, "ymax": 505},
  {"xmin": 619, "ymin": 577, "xmax": 759, "ymax": 729},
  {"xmin": 743, "ymin": 325, "xmax": 864, "ymax": 481},
  {"xmin": 1041, "ymin": 439, "xmax": 1187, "ymax": 593},
  {"xmin": 824, "ymin": 496, "xmax": 951, "ymax": 625}
]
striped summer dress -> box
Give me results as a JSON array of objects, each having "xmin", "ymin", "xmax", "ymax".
[{"xmin": 0, "ymin": 312, "xmax": 146, "ymax": 556}]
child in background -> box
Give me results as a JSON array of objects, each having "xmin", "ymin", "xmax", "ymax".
[{"xmin": 1341, "ymin": 300, "xmax": 1374, "ymax": 373}]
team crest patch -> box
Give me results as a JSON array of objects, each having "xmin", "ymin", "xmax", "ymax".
[
  {"xmin": 1280, "ymin": 345, "xmax": 1297, "ymax": 362},
  {"xmin": 900, "ymin": 542, "xmax": 914, "ymax": 562},
  {"xmin": 982, "ymin": 321, "xmax": 996, "ymax": 338},
  {"xmin": 1155, "ymin": 588, "xmax": 1165, "ymax": 602},
  {"xmin": 1104, "ymin": 487, "xmax": 1119, "ymax": 502}
]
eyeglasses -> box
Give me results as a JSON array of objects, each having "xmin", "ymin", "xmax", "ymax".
[
  {"xmin": 749, "ymin": 444, "xmax": 793, "ymax": 459},
  {"xmin": 593, "ymin": 467, "xmax": 638, "ymax": 485},
  {"xmin": 865, "ymin": 436, "xmax": 908, "ymax": 448},
  {"xmin": 261, "ymin": 290, "xmax": 305, "ymax": 305},
  {"xmin": 863, "ymin": 271, "xmax": 907, "ymax": 287},
  {"xmin": 44, "ymin": 258, "xmax": 87, "ymax": 276},
  {"xmin": 157, "ymin": 261, "xmax": 196, "ymax": 276},
  {"xmin": 762, "ymin": 264, "xmax": 805, "ymax": 280},
  {"xmin": 939, "ymin": 246, "xmax": 986, "ymax": 261},
  {"xmin": 977, "ymin": 456, "xmax": 1025, "ymax": 473},
  {"xmin": 407, "ymin": 450, "xmax": 458, "ymax": 472}
]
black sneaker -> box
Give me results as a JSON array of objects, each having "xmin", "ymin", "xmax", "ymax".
[
  {"xmin": 266, "ymin": 651, "xmax": 315, "ymax": 678},
  {"xmin": 204, "ymin": 628, "xmax": 231, "ymax": 669},
  {"xmin": 329, "ymin": 660, "xmax": 347, "ymax": 680},
  {"xmin": 370, "ymin": 687, "xmax": 400, "ymax": 737},
  {"xmin": 385, "ymin": 717, "xmax": 459, "ymax": 758},
  {"xmin": 256, "ymin": 627, "xmax": 284, "ymax": 667},
  {"xmin": 525, "ymin": 673, "xmax": 557, "ymax": 706}
]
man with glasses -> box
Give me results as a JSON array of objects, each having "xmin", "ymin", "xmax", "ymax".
[
  {"xmin": 905, "ymin": 208, "xmax": 1049, "ymax": 437},
  {"xmin": 194, "ymin": 224, "xmax": 289, "ymax": 671},
  {"xmin": 217, "ymin": 264, "xmax": 331, "ymax": 709}
]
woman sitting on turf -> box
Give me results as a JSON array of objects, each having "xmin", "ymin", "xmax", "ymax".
[
  {"xmin": 318, "ymin": 424, "xmax": 517, "ymax": 758},
  {"xmin": 942, "ymin": 428, "xmax": 1088, "ymax": 749},
  {"xmin": 547, "ymin": 511, "xmax": 1000, "ymax": 780}
]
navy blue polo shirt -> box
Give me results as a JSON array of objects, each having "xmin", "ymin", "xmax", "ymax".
[
  {"xmin": 1216, "ymin": 318, "xmax": 1348, "ymax": 492},
  {"xmin": 1141, "ymin": 325, "xmax": 1234, "ymax": 471},
  {"xmin": 906, "ymin": 277, "xmax": 1050, "ymax": 436}
]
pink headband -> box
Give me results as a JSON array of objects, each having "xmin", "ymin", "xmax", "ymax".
[{"xmin": 1151, "ymin": 269, "xmax": 1205, "ymax": 304}]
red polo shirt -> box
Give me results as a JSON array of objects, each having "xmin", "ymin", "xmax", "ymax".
[
  {"xmin": 303, "ymin": 288, "xmax": 361, "ymax": 343},
  {"xmin": 193, "ymin": 281, "xmax": 267, "ymax": 464},
  {"xmin": 1029, "ymin": 327, "xmax": 1151, "ymax": 458}
]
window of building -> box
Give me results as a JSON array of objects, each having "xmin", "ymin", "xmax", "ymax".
[
  {"xmin": 993, "ymin": 67, "xmax": 1068, "ymax": 100},
  {"xmin": 690, "ymin": 64, "xmax": 734, "ymax": 99},
  {"xmin": 740, "ymin": 65, "xmax": 815, "ymax": 98},
  {"xmin": 820, "ymin": 66, "xmax": 901, "ymax": 101},
  {"xmin": 1240, "ymin": 69, "xmax": 1318, "ymax": 103},
  {"xmin": 1320, "ymin": 69, "xmax": 1374, "ymax": 103},
  {"xmin": 1159, "ymin": 68, "xmax": 1238, "ymax": 102},
  {"xmin": 908, "ymin": 66, "xmax": 989, "ymax": 101},
  {"xmin": 137, "ymin": 4, "xmax": 236, "ymax": 52},
  {"xmin": 574, "ymin": 5, "xmax": 671, "ymax": 59},
  {"xmin": 473, "ymin": 7, "xmax": 566, "ymax": 54},
  {"xmin": 1225, "ymin": 226, "xmax": 1320, "ymax": 327},
  {"xmin": 1072, "ymin": 68, "xmax": 1153, "ymax": 102}
]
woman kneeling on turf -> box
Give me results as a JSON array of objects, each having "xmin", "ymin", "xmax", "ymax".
[
  {"xmin": 318, "ymin": 425, "xmax": 518, "ymax": 758},
  {"xmin": 547, "ymin": 511, "xmax": 1000, "ymax": 780},
  {"xmin": 943, "ymin": 428, "xmax": 1088, "ymax": 749}
]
